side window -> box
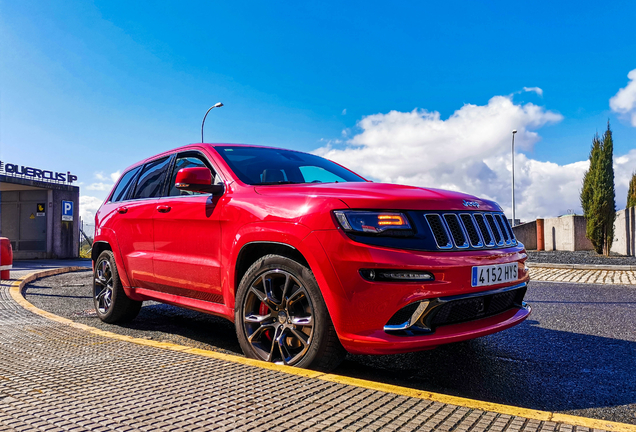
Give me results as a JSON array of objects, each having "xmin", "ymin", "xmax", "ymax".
[
  {"xmin": 168, "ymin": 154, "xmax": 217, "ymax": 196},
  {"xmin": 109, "ymin": 166, "xmax": 141, "ymax": 202},
  {"xmin": 131, "ymin": 157, "xmax": 171, "ymax": 200}
]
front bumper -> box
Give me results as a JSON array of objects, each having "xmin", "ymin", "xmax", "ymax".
[{"xmin": 307, "ymin": 229, "xmax": 531, "ymax": 355}]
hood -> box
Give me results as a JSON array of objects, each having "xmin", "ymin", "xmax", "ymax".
[{"xmin": 254, "ymin": 182, "xmax": 501, "ymax": 212}]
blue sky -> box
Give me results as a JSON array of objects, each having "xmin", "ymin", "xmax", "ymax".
[{"xmin": 1, "ymin": 1, "xmax": 636, "ymax": 221}]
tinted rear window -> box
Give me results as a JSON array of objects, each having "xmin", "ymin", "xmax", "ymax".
[
  {"xmin": 216, "ymin": 146, "xmax": 364, "ymax": 185},
  {"xmin": 109, "ymin": 166, "xmax": 141, "ymax": 202},
  {"xmin": 132, "ymin": 157, "xmax": 171, "ymax": 199}
]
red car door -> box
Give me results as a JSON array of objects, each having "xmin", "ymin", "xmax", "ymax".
[
  {"xmin": 110, "ymin": 156, "xmax": 172, "ymax": 289},
  {"xmin": 152, "ymin": 151, "xmax": 224, "ymax": 303}
]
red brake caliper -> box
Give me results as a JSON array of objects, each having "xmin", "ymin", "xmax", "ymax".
[{"xmin": 259, "ymin": 302, "xmax": 273, "ymax": 341}]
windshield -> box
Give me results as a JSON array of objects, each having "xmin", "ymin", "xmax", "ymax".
[{"xmin": 215, "ymin": 146, "xmax": 366, "ymax": 185}]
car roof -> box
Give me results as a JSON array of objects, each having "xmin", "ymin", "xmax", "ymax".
[{"xmin": 117, "ymin": 143, "xmax": 310, "ymax": 177}]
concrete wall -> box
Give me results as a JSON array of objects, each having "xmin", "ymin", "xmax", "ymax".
[
  {"xmin": 543, "ymin": 214, "xmax": 593, "ymax": 252},
  {"xmin": 611, "ymin": 207, "xmax": 636, "ymax": 256},
  {"xmin": 523, "ymin": 210, "xmax": 635, "ymax": 255},
  {"xmin": 512, "ymin": 221, "xmax": 536, "ymax": 250}
]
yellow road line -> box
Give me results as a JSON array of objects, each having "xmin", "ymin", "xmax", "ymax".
[{"xmin": 9, "ymin": 268, "xmax": 636, "ymax": 432}]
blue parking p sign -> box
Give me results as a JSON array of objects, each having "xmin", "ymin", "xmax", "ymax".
[{"xmin": 62, "ymin": 200, "xmax": 73, "ymax": 222}]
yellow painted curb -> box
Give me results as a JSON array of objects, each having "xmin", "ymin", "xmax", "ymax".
[{"xmin": 10, "ymin": 268, "xmax": 636, "ymax": 432}]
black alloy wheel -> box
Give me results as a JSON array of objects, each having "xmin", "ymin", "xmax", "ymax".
[
  {"xmin": 93, "ymin": 250, "xmax": 142, "ymax": 323},
  {"xmin": 236, "ymin": 254, "xmax": 346, "ymax": 371},
  {"xmin": 243, "ymin": 269, "xmax": 314, "ymax": 364}
]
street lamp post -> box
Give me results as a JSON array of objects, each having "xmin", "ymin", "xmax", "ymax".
[
  {"xmin": 511, "ymin": 130, "xmax": 517, "ymax": 227},
  {"xmin": 201, "ymin": 102, "xmax": 224, "ymax": 143}
]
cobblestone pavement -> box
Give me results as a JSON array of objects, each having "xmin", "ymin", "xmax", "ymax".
[
  {"xmin": 528, "ymin": 266, "xmax": 636, "ymax": 285},
  {"xmin": 0, "ymin": 264, "xmax": 631, "ymax": 431}
]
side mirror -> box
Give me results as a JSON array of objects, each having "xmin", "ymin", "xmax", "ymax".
[{"xmin": 175, "ymin": 167, "xmax": 224, "ymax": 195}]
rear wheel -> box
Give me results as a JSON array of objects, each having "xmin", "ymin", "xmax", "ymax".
[
  {"xmin": 235, "ymin": 254, "xmax": 345, "ymax": 371},
  {"xmin": 93, "ymin": 250, "xmax": 142, "ymax": 323}
]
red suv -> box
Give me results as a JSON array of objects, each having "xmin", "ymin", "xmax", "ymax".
[{"xmin": 93, "ymin": 144, "xmax": 531, "ymax": 370}]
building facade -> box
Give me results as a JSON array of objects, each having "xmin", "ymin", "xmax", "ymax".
[{"xmin": 0, "ymin": 162, "xmax": 80, "ymax": 259}]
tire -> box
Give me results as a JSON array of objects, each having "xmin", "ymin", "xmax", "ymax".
[
  {"xmin": 93, "ymin": 250, "xmax": 142, "ymax": 324},
  {"xmin": 235, "ymin": 254, "xmax": 346, "ymax": 371}
]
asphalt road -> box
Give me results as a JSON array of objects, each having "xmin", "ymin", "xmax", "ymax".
[{"xmin": 24, "ymin": 271, "xmax": 636, "ymax": 425}]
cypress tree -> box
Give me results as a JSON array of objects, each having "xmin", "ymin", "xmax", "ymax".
[
  {"xmin": 582, "ymin": 133, "xmax": 603, "ymax": 253},
  {"xmin": 627, "ymin": 172, "xmax": 636, "ymax": 208},
  {"xmin": 581, "ymin": 134, "xmax": 600, "ymax": 216},
  {"xmin": 598, "ymin": 121, "xmax": 616, "ymax": 255}
]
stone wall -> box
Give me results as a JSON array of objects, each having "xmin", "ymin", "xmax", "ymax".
[
  {"xmin": 511, "ymin": 221, "xmax": 536, "ymax": 250},
  {"xmin": 543, "ymin": 214, "xmax": 593, "ymax": 252},
  {"xmin": 522, "ymin": 210, "xmax": 635, "ymax": 255}
]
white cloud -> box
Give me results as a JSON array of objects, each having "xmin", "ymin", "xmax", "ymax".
[
  {"xmin": 79, "ymin": 195, "xmax": 103, "ymax": 225},
  {"xmin": 87, "ymin": 171, "xmax": 120, "ymax": 191},
  {"xmin": 86, "ymin": 182, "xmax": 112, "ymax": 191},
  {"xmin": 610, "ymin": 69, "xmax": 636, "ymax": 126},
  {"xmin": 315, "ymin": 95, "xmax": 636, "ymax": 220},
  {"xmin": 342, "ymin": 109, "xmax": 347, "ymax": 115},
  {"xmin": 94, "ymin": 172, "xmax": 108, "ymax": 181},
  {"xmin": 522, "ymin": 87, "xmax": 543, "ymax": 97}
]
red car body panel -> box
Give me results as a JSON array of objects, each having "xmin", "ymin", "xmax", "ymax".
[{"xmin": 94, "ymin": 143, "xmax": 531, "ymax": 355}]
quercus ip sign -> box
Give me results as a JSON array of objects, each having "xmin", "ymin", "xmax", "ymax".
[
  {"xmin": 0, "ymin": 161, "xmax": 78, "ymax": 184},
  {"xmin": 92, "ymin": 143, "xmax": 531, "ymax": 370}
]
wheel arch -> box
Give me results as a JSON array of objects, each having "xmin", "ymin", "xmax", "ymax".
[
  {"xmin": 234, "ymin": 242, "xmax": 309, "ymax": 293},
  {"xmin": 90, "ymin": 232, "xmax": 132, "ymax": 289},
  {"xmin": 91, "ymin": 241, "xmax": 112, "ymax": 263}
]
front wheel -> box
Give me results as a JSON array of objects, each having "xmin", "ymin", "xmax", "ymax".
[
  {"xmin": 235, "ymin": 255, "xmax": 346, "ymax": 371},
  {"xmin": 93, "ymin": 250, "xmax": 142, "ymax": 323}
]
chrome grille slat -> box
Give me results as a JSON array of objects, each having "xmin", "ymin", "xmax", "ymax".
[
  {"xmin": 473, "ymin": 214, "xmax": 495, "ymax": 247},
  {"xmin": 501, "ymin": 217, "xmax": 517, "ymax": 246},
  {"xmin": 495, "ymin": 214, "xmax": 512, "ymax": 245},
  {"xmin": 443, "ymin": 214, "xmax": 469, "ymax": 248},
  {"xmin": 424, "ymin": 214, "xmax": 453, "ymax": 249},
  {"xmin": 460, "ymin": 213, "xmax": 483, "ymax": 248},
  {"xmin": 484, "ymin": 214, "xmax": 504, "ymax": 246},
  {"xmin": 424, "ymin": 211, "xmax": 515, "ymax": 250}
]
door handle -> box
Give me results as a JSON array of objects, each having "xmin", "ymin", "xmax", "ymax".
[
  {"xmin": 157, "ymin": 205, "xmax": 171, "ymax": 213},
  {"xmin": 116, "ymin": 207, "xmax": 128, "ymax": 214}
]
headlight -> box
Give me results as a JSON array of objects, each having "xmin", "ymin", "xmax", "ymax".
[{"xmin": 333, "ymin": 210, "xmax": 412, "ymax": 234}]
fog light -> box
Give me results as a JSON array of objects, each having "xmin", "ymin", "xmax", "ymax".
[{"xmin": 359, "ymin": 269, "xmax": 434, "ymax": 282}]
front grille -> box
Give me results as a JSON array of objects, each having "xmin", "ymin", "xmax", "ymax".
[
  {"xmin": 429, "ymin": 287, "xmax": 526, "ymax": 328},
  {"xmin": 424, "ymin": 211, "xmax": 516, "ymax": 250}
]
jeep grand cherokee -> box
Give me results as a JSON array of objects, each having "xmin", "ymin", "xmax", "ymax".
[{"xmin": 92, "ymin": 144, "xmax": 531, "ymax": 370}]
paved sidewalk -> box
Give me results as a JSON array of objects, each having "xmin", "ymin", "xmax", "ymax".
[
  {"xmin": 0, "ymin": 265, "xmax": 632, "ymax": 431},
  {"xmin": 528, "ymin": 265, "xmax": 636, "ymax": 285}
]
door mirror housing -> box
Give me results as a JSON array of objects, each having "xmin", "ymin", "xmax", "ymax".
[{"xmin": 175, "ymin": 167, "xmax": 224, "ymax": 195}]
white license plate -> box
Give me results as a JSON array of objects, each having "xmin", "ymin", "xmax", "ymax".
[{"xmin": 471, "ymin": 263, "xmax": 518, "ymax": 287}]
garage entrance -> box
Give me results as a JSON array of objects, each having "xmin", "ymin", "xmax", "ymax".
[{"xmin": 1, "ymin": 189, "xmax": 48, "ymax": 253}]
